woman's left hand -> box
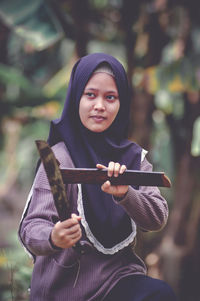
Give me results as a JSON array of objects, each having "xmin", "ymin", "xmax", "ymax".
[{"xmin": 96, "ymin": 162, "xmax": 128, "ymax": 198}]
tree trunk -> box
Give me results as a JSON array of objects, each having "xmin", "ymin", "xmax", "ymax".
[
  {"xmin": 147, "ymin": 100, "xmax": 200, "ymax": 300},
  {"xmin": 70, "ymin": 0, "xmax": 90, "ymax": 57}
]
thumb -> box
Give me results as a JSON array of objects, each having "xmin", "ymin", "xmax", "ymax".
[
  {"xmin": 96, "ymin": 163, "xmax": 107, "ymax": 169},
  {"xmin": 71, "ymin": 213, "xmax": 81, "ymax": 221}
]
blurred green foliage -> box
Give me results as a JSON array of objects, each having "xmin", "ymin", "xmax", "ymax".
[
  {"xmin": 0, "ymin": 0, "xmax": 63, "ymax": 51},
  {"xmin": 0, "ymin": 234, "xmax": 33, "ymax": 301}
]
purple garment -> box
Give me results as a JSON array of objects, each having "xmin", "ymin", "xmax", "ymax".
[
  {"xmin": 47, "ymin": 53, "xmax": 143, "ymax": 250},
  {"xmin": 19, "ymin": 142, "xmax": 169, "ymax": 301}
]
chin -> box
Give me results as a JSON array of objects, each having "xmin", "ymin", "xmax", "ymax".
[
  {"xmin": 88, "ymin": 126, "xmax": 108, "ymax": 133},
  {"xmin": 91, "ymin": 128, "xmax": 105, "ymax": 133}
]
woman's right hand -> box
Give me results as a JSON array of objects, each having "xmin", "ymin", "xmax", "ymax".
[{"xmin": 50, "ymin": 214, "xmax": 82, "ymax": 249}]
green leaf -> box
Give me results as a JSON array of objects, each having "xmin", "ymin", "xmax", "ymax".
[
  {"xmin": 0, "ymin": 0, "xmax": 63, "ymax": 50},
  {"xmin": 0, "ymin": 64, "xmax": 64, "ymax": 108}
]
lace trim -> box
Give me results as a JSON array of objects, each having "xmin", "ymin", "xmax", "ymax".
[
  {"xmin": 18, "ymin": 184, "xmax": 35, "ymax": 259},
  {"xmin": 20, "ymin": 183, "xmax": 34, "ymax": 223},
  {"xmin": 77, "ymin": 184, "xmax": 137, "ymax": 255},
  {"xmin": 141, "ymin": 148, "xmax": 148, "ymax": 162}
]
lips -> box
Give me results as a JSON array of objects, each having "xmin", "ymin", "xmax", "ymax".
[{"xmin": 90, "ymin": 115, "xmax": 106, "ymax": 122}]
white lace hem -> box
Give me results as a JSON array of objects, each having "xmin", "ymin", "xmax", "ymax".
[
  {"xmin": 141, "ymin": 148, "xmax": 148, "ymax": 162},
  {"xmin": 77, "ymin": 184, "xmax": 137, "ymax": 255},
  {"xmin": 19, "ymin": 184, "xmax": 35, "ymax": 259}
]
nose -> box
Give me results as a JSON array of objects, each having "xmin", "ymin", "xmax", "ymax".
[{"xmin": 94, "ymin": 98, "xmax": 105, "ymax": 111}]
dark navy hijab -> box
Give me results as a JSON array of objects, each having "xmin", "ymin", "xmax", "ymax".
[{"xmin": 48, "ymin": 53, "xmax": 142, "ymax": 252}]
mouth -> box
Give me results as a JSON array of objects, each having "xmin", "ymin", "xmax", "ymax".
[{"xmin": 90, "ymin": 115, "xmax": 106, "ymax": 122}]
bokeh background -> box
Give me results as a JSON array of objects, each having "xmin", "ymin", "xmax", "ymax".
[{"xmin": 0, "ymin": 0, "xmax": 200, "ymax": 300}]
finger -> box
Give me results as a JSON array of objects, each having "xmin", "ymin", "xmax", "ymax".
[
  {"xmin": 101, "ymin": 180, "xmax": 111, "ymax": 192},
  {"xmin": 68, "ymin": 226, "xmax": 82, "ymax": 240},
  {"xmin": 64, "ymin": 232, "xmax": 82, "ymax": 248},
  {"xmin": 54, "ymin": 221, "xmax": 63, "ymax": 232},
  {"xmin": 66, "ymin": 224, "xmax": 81, "ymax": 235},
  {"xmin": 102, "ymin": 182, "xmax": 119, "ymax": 195},
  {"xmin": 119, "ymin": 164, "xmax": 127, "ymax": 174},
  {"xmin": 70, "ymin": 230, "xmax": 82, "ymax": 240},
  {"xmin": 61, "ymin": 218, "xmax": 79, "ymax": 229},
  {"xmin": 71, "ymin": 213, "xmax": 81, "ymax": 221},
  {"xmin": 70, "ymin": 235, "xmax": 82, "ymax": 246},
  {"xmin": 108, "ymin": 161, "xmax": 115, "ymax": 177},
  {"xmin": 96, "ymin": 163, "xmax": 107, "ymax": 169},
  {"xmin": 114, "ymin": 163, "xmax": 121, "ymax": 177}
]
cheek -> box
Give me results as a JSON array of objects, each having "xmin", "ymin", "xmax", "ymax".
[
  {"xmin": 79, "ymin": 100, "xmax": 91, "ymax": 124},
  {"xmin": 110, "ymin": 102, "xmax": 120, "ymax": 119},
  {"xmin": 79, "ymin": 107, "xmax": 86, "ymax": 124},
  {"xmin": 79, "ymin": 101, "xmax": 85, "ymax": 124}
]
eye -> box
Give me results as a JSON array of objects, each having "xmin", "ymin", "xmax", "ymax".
[
  {"xmin": 85, "ymin": 92, "xmax": 96, "ymax": 99},
  {"xmin": 106, "ymin": 95, "xmax": 118, "ymax": 101}
]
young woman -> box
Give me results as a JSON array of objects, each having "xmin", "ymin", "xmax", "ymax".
[{"xmin": 19, "ymin": 53, "xmax": 177, "ymax": 301}]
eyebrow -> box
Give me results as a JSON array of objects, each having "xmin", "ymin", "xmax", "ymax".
[
  {"xmin": 85, "ymin": 88, "xmax": 118, "ymax": 94},
  {"xmin": 84, "ymin": 88, "xmax": 97, "ymax": 91}
]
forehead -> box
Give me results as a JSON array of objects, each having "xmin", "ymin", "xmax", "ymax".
[{"xmin": 84, "ymin": 72, "xmax": 118, "ymax": 90}]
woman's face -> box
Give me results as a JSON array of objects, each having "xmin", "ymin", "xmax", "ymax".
[{"xmin": 79, "ymin": 72, "xmax": 120, "ymax": 133}]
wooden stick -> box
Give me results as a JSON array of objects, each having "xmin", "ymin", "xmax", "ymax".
[{"xmin": 61, "ymin": 168, "xmax": 171, "ymax": 187}]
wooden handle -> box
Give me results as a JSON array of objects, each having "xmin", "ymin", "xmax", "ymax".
[{"xmin": 60, "ymin": 168, "xmax": 171, "ymax": 188}]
